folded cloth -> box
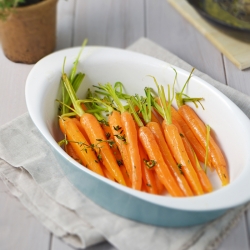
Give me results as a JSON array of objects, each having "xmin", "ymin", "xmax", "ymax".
[{"xmin": 1, "ymin": 37, "xmax": 250, "ymax": 250}]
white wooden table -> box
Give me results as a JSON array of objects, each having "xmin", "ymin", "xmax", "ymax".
[{"xmin": 1, "ymin": 1, "xmax": 250, "ymax": 249}]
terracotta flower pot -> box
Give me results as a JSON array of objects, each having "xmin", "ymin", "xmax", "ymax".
[{"xmin": 0, "ymin": 0, "xmax": 58, "ymax": 64}]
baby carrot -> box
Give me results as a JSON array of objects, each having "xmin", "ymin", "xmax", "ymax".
[
  {"xmin": 154, "ymin": 172, "xmax": 166, "ymax": 195},
  {"xmin": 146, "ymin": 121, "xmax": 193, "ymax": 196},
  {"xmin": 103, "ymin": 167, "xmax": 116, "ymax": 182},
  {"xmin": 178, "ymin": 104, "xmax": 229, "ymax": 186},
  {"xmin": 59, "ymin": 117, "xmax": 104, "ymax": 176},
  {"xmin": 71, "ymin": 117, "xmax": 90, "ymax": 144},
  {"xmin": 172, "ymin": 117, "xmax": 213, "ymax": 193},
  {"xmin": 99, "ymin": 118, "xmax": 132, "ymax": 187},
  {"xmin": 80, "ymin": 112, "xmax": 126, "ymax": 186},
  {"xmin": 62, "ymin": 74, "xmax": 126, "ymax": 186},
  {"xmin": 138, "ymin": 139, "xmax": 159, "ymax": 195},
  {"xmin": 139, "ymin": 125, "xmax": 184, "ymax": 197},
  {"xmin": 162, "ymin": 121, "xmax": 203, "ymax": 195},
  {"xmin": 154, "ymin": 96, "xmax": 209, "ymax": 165},
  {"xmin": 99, "ymin": 83, "xmax": 142, "ymax": 190},
  {"xmin": 65, "ymin": 143, "xmax": 81, "ymax": 163},
  {"xmin": 121, "ymin": 111, "xmax": 142, "ymax": 190},
  {"xmin": 120, "ymin": 164, "xmax": 132, "ymax": 187},
  {"xmin": 193, "ymin": 151, "xmax": 213, "ymax": 193},
  {"xmin": 129, "ymin": 96, "xmax": 184, "ymax": 197},
  {"xmin": 152, "ymin": 77, "xmax": 204, "ymax": 195},
  {"xmin": 108, "ymin": 110, "xmax": 133, "ymax": 185}
]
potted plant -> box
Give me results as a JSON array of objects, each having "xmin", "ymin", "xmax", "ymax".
[{"xmin": 0, "ymin": 0, "xmax": 58, "ymax": 64}]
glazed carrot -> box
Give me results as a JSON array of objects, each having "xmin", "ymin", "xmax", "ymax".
[
  {"xmin": 99, "ymin": 84, "xmax": 142, "ymax": 190},
  {"xmin": 162, "ymin": 120, "xmax": 203, "ymax": 195},
  {"xmin": 129, "ymin": 95, "xmax": 184, "ymax": 197},
  {"xmin": 59, "ymin": 117, "xmax": 104, "ymax": 176},
  {"xmin": 103, "ymin": 167, "xmax": 115, "ymax": 182},
  {"xmin": 121, "ymin": 111, "xmax": 142, "ymax": 190},
  {"xmin": 178, "ymin": 104, "xmax": 229, "ymax": 186},
  {"xmin": 108, "ymin": 110, "xmax": 133, "ymax": 184},
  {"xmin": 155, "ymin": 96, "xmax": 209, "ymax": 165},
  {"xmin": 172, "ymin": 117, "xmax": 197, "ymax": 168},
  {"xmin": 138, "ymin": 140, "xmax": 158, "ymax": 195},
  {"xmin": 80, "ymin": 112, "xmax": 126, "ymax": 186},
  {"xmin": 193, "ymin": 152, "xmax": 213, "ymax": 193},
  {"xmin": 152, "ymin": 77, "xmax": 204, "ymax": 195},
  {"xmin": 71, "ymin": 117, "xmax": 90, "ymax": 144},
  {"xmin": 86, "ymin": 102, "xmax": 133, "ymax": 187},
  {"xmin": 120, "ymin": 164, "xmax": 132, "ymax": 187},
  {"xmin": 141, "ymin": 181, "xmax": 148, "ymax": 193},
  {"xmin": 172, "ymin": 117, "xmax": 213, "ymax": 193},
  {"xmin": 154, "ymin": 172, "xmax": 166, "ymax": 195},
  {"xmin": 101, "ymin": 119, "xmax": 132, "ymax": 187},
  {"xmin": 171, "ymin": 105, "xmax": 211, "ymax": 166},
  {"xmin": 62, "ymin": 74, "xmax": 126, "ymax": 186},
  {"xmin": 65, "ymin": 143, "xmax": 81, "ymax": 163},
  {"xmin": 100, "ymin": 120, "xmax": 124, "ymax": 164},
  {"xmin": 138, "ymin": 125, "xmax": 184, "ymax": 197},
  {"xmin": 146, "ymin": 121, "xmax": 193, "ymax": 197}
]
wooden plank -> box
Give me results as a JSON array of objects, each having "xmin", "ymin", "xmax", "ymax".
[
  {"xmin": 168, "ymin": 0, "xmax": 250, "ymax": 70},
  {"xmin": 0, "ymin": 179, "xmax": 51, "ymax": 250},
  {"xmin": 145, "ymin": 0, "xmax": 227, "ymax": 85},
  {"xmin": 73, "ymin": 0, "xmax": 145, "ymax": 48},
  {"xmin": 0, "ymin": 48, "xmax": 32, "ymax": 126},
  {"xmin": 223, "ymin": 56, "xmax": 250, "ymax": 96},
  {"xmin": 56, "ymin": 0, "xmax": 76, "ymax": 50}
]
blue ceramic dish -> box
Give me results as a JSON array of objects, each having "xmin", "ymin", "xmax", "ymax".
[{"xmin": 25, "ymin": 46, "xmax": 250, "ymax": 227}]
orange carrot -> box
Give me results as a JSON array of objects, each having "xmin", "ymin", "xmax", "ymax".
[
  {"xmin": 171, "ymin": 105, "xmax": 211, "ymax": 166},
  {"xmin": 162, "ymin": 121, "xmax": 203, "ymax": 195},
  {"xmin": 154, "ymin": 172, "xmax": 166, "ymax": 195},
  {"xmin": 131, "ymin": 87, "xmax": 184, "ymax": 196},
  {"xmin": 193, "ymin": 152, "xmax": 213, "ymax": 193},
  {"xmin": 103, "ymin": 167, "xmax": 115, "ymax": 182},
  {"xmin": 151, "ymin": 78, "xmax": 204, "ymax": 195},
  {"xmin": 155, "ymin": 96, "xmax": 209, "ymax": 165},
  {"xmin": 138, "ymin": 140, "xmax": 158, "ymax": 195},
  {"xmin": 146, "ymin": 121, "xmax": 193, "ymax": 197},
  {"xmin": 178, "ymin": 104, "xmax": 229, "ymax": 186},
  {"xmin": 138, "ymin": 126, "xmax": 184, "ymax": 197},
  {"xmin": 59, "ymin": 117, "xmax": 104, "ymax": 176},
  {"xmin": 172, "ymin": 117, "xmax": 213, "ymax": 193},
  {"xmin": 80, "ymin": 113, "xmax": 126, "ymax": 186},
  {"xmin": 71, "ymin": 117, "xmax": 90, "ymax": 144},
  {"xmin": 65, "ymin": 143, "xmax": 81, "ymax": 163},
  {"xmin": 62, "ymin": 74, "xmax": 126, "ymax": 186},
  {"xmin": 101, "ymin": 120, "xmax": 132, "ymax": 187},
  {"xmin": 121, "ymin": 111, "xmax": 142, "ymax": 190},
  {"xmin": 100, "ymin": 83, "xmax": 142, "ymax": 191},
  {"xmin": 108, "ymin": 110, "xmax": 133, "ymax": 184},
  {"xmin": 120, "ymin": 164, "xmax": 132, "ymax": 187}
]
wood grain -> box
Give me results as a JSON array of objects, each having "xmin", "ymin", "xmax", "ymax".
[
  {"xmin": 56, "ymin": 0, "xmax": 76, "ymax": 50},
  {"xmin": 0, "ymin": 180, "xmax": 51, "ymax": 250},
  {"xmin": 223, "ymin": 56, "xmax": 250, "ymax": 95},
  {"xmin": 145, "ymin": 0, "xmax": 227, "ymax": 85},
  {"xmin": 73, "ymin": 0, "xmax": 145, "ymax": 48}
]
